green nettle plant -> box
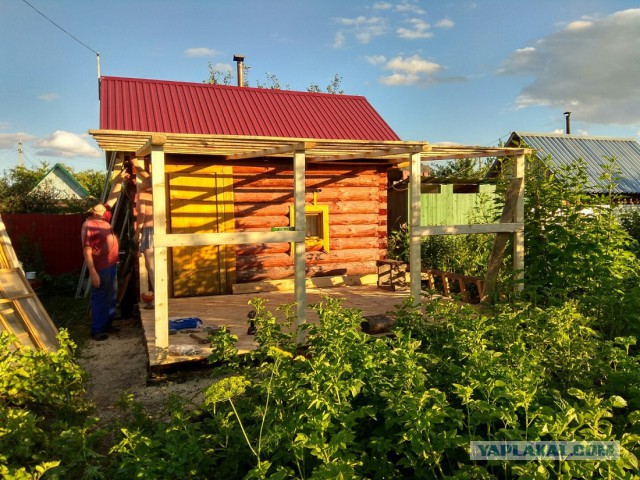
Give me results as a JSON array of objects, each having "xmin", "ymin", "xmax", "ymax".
[
  {"xmin": 523, "ymin": 155, "xmax": 640, "ymax": 337},
  {"xmin": 617, "ymin": 207, "xmax": 640, "ymax": 255},
  {"xmin": 0, "ymin": 331, "xmax": 105, "ymax": 479},
  {"xmin": 103, "ymin": 297, "xmax": 640, "ymax": 479}
]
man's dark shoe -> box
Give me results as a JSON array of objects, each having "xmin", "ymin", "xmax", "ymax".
[
  {"xmin": 91, "ymin": 333, "xmax": 108, "ymax": 341},
  {"xmin": 105, "ymin": 325, "xmax": 120, "ymax": 333}
]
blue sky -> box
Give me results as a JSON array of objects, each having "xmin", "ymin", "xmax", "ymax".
[{"xmin": 1, "ymin": 0, "xmax": 639, "ymax": 172}]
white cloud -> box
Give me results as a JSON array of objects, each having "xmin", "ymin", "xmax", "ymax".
[
  {"xmin": 387, "ymin": 55, "xmax": 442, "ymax": 74},
  {"xmin": 0, "ymin": 132, "xmax": 37, "ymax": 149},
  {"xmin": 38, "ymin": 93, "xmax": 60, "ymax": 102},
  {"xmin": 184, "ymin": 47, "xmax": 219, "ymax": 57},
  {"xmin": 395, "ymin": 1, "xmax": 425, "ymax": 15},
  {"xmin": 210, "ymin": 62, "xmax": 232, "ymax": 72},
  {"xmin": 36, "ymin": 131, "xmax": 101, "ymax": 158},
  {"xmin": 365, "ymin": 54, "xmax": 387, "ymax": 65},
  {"xmin": 372, "ymin": 0, "xmax": 424, "ymax": 14},
  {"xmin": 565, "ymin": 20, "xmax": 593, "ymax": 31},
  {"xmin": 333, "ymin": 31, "xmax": 345, "ymax": 48},
  {"xmin": 372, "ymin": 2, "xmax": 392, "ymax": 10},
  {"xmin": 436, "ymin": 18, "xmax": 454, "ymax": 29},
  {"xmin": 380, "ymin": 73, "xmax": 420, "ymax": 85},
  {"xmin": 379, "ymin": 54, "xmax": 443, "ymax": 85},
  {"xmin": 499, "ymin": 8, "xmax": 640, "ymax": 125},
  {"xmin": 335, "ymin": 16, "xmax": 387, "ymax": 44},
  {"xmin": 397, "ymin": 18, "xmax": 432, "ymax": 39}
]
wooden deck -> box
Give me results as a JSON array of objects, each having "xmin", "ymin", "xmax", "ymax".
[{"xmin": 140, "ymin": 285, "xmax": 411, "ymax": 368}]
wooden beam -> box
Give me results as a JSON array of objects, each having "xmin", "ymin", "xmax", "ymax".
[
  {"xmin": 224, "ymin": 142, "xmax": 315, "ymax": 160},
  {"xmin": 310, "ymin": 145, "xmax": 428, "ymax": 163},
  {"xmin": 136, "ymin": 134, "xmax": 167, "ymax": 157},
  {"xmin": 154, "ymin": 231, "xmax": 305, "ymax": 248},
  {"xmin": 396, "ymin": 148, "xmax": 532, "ymax": 167},
  {"xmin": 414, "ymin": 223, "xmax": 523, "ymax": 236}
]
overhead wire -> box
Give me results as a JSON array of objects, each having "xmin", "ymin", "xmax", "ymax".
[
  {"xmin": 20, "ymin": 0, "xmax": 99, "ymax": 55},
  {"xmin": 16, "ymin": 1, "xmax": 102, "ymax": 170},
  {"xmin": 487, "ymin": 132, "xmax": 512, "ymax": 148}
]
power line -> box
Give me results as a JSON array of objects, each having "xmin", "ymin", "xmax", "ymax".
[{"xmin": 21, "ymin": 0, "xmax": 98, "ymax": 55}]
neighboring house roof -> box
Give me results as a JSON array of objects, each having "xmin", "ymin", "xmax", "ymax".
[
  {"xmin": 506, "ymin": 132, "xmax": 640, "ymax": 195},
  {"xmin": 99, "ymin": 76, "xmax": 400, "ymax": 141},
  {"xmin": 31, "ymin": 164, "xmax": 89, "ymax": 199}
]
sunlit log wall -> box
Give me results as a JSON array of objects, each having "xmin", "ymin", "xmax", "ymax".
[{"xmin": 231, "ymin": 161, "xmax": 388, "ymax": 282}]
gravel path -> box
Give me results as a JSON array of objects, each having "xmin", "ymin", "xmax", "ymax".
[{"xmin": 76, "ymin": 316, "xmax": 210, "ymax": 422}]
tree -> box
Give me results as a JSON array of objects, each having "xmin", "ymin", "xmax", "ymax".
[
  {"xmin": 205, "ymin": 64, "xmax": 344, "ymax": 94},
  {"xmin": 428, "ymin": 157, "xmax": 493, "ymax": 179},
  {"xmin": 255, "ymin": 72, "xmax": 289, "ymax": 90},
  {"xmin": 206, "ymin": 62, "xmax": 233, "ymax": 85},
  {"xmin": 71, "ymin": 168, "xmax": 106, "ymax": 198},
  {"xmin": 0, "ymin": 163, "xmax": 102, "ymax": 214},
  {"xmin": 1, "ymin": 163, "xmax": 49, "ymax": 196},
  {"xmin": 307, "ymin": 73, "xmax": 344, "ymax": 94}
]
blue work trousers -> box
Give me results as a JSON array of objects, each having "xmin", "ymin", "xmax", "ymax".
[{"xmin": 90, "ymin": 264, "xmax": 118, "ymax": 335}]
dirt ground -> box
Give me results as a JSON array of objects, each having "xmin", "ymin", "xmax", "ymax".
[{"xmin": 76, "ymin": 315, "xmax": 212, "ymax": 423}]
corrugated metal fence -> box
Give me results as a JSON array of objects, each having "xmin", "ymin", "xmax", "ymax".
[{"xmin": 2, "ymin": 213, "xmax": 84, "ymax": 275}]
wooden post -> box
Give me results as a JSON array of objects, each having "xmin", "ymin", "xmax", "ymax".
[
  {"xmin": 293, "ymin": 149, "xmax": 307, "ymax": 343},
  {"xmin": 149, "ymin": 137, "xmax": 168, "ymax": 349},
  {"xmin": 134, "ymin": 165, "xmax": 149, "ymax": 299},
  {"xmin": 513, "ymin": 154, "xmax": 525, "ymax": 289},
  {"xmin": 409, "ymin": 152, "xmax": 422, "ymax": 303}
]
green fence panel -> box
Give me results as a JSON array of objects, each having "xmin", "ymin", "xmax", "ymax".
[{"xmin": 420, "ymin": 184, "xmax": 496, "ymax": 226}]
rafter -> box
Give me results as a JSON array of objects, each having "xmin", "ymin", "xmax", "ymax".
[
  {"xmin": 89, "ymin": 130, "xmax": 530, "ymax": 166},
  {"xmin": 309, "ymin": 145, "xmax": 429, "ymax": 163},
  {"xmin": 223, "ymin": 141, "xmax": 316, "ymax": 160},
  {"xmin": 135, "ymin": 134, "xmax": 166, "ymax": 157}
]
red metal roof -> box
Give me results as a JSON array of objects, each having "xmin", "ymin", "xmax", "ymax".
[{"xmin": 99, "ymin": 76, "xmax": 400, "ymax": 141}]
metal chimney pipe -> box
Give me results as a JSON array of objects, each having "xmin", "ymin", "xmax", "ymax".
[
  {"xmin": 233, "ymin": 54, "xmax": 245, "ymax": 87},
  {"xmin": 564, "ymin": 111, "xmax": 571, "ymax": 134}
]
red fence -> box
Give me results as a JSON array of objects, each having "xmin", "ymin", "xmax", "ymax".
[{"xmin": 2, "ymin": 213, "xmax": 85, "ymax": 275}]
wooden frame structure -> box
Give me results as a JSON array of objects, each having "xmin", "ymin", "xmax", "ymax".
[
  {"xmin": 0, "ymin": 215, "xmax": 59, "ymax": 350},
  {"xmin": 90, "ymin": 129, "xmax": 529, "ymax": 349}
]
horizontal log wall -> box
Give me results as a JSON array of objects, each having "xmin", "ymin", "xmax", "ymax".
[{"xmin": 232, "ymin": 162, "xmax": 388, "ymax": 283}]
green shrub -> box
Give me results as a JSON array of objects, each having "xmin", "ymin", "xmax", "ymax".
[
  {"xmin": 617, "ymin": 206, "xmax": 640, "ymax": 254},
  {"xmin": 106, "ymin": 297, "xmax": 640, "ymax": 478},
  {"xmin": 0, "ymin": 331, "xmax": 105, "ymax": 479},
  {"xmin": 523, "ymin": 155, "xmax": 640, "ymax": 337}
]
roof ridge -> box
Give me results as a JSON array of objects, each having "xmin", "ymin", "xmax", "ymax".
[
  {"xmin": 99, "ymin": 76, "xmax": 367, "ymax": 100},
  {"xmin": 515, "ymin": 131, "xmax": 639, "ymax": 142}
]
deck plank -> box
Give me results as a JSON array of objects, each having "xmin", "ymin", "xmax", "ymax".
[{"xmin": 140, "ymin": 285, "xmax": 411, "ymax": 367}]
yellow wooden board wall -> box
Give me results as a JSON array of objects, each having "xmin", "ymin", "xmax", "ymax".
[{"xmin": 167, "ymin": 167, "xmax": 235, "ymax": 297}]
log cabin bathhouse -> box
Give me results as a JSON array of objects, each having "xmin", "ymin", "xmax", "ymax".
[{"xmin": 90, "ymin": 75, "xmax": 528, "ymax": 354}]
